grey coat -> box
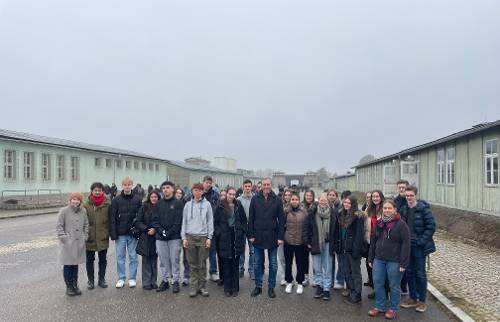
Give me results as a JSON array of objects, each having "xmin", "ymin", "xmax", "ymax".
[{"xmin": 56, "ymin": 205, "xmax": 89, "ymax": 265}]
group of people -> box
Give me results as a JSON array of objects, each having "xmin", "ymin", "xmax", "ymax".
[{"xmin": 56, "ymin": 175, "xmax": 435, "ymax": 319}]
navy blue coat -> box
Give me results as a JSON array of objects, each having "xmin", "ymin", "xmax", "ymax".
[
  {"xmin": 400, "ymin": 200, "xmax": 436, "ymax": 256},
  {"xmin": 248, "ymin": 191, "xmax": 285, "ymax": 249}
]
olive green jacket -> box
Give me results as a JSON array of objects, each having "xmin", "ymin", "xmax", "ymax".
[{"xmin": 84, "ymin": 197, "xmax": 111, "ymax": 251}]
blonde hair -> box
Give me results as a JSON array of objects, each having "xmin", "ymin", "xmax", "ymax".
[
  {"xmin": 318, "ymin": 193, "xmax": 328, "ymax": 202},
  {"xmin": 122, "ymin": 176, "xmax": 133, "ymax": 185}
]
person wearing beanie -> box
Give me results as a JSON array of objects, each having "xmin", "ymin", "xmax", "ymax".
[
  {"xmin": 56, "ymin": 192, "xmax": 89, "ymax": 296},
  {"xmin": 83, "ymin": 182, "xmax": 111, "ymax": 290},
  {"xmin": 181, "ymin": 183, "xmax": 214, "ymax": 297}
]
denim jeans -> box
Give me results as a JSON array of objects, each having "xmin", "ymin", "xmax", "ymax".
[
  {"xmin": 239, "ymin": 236, "xmax": 254, "ymax": 273},
  {"xmin": 254, "ymin": 246, "xmax": 278, "ymax": 289},
  {"xmin": 209, "ymin": 240, "xmax": 218, "ymax": 274},
  {"xmin": 407, "ymin": 246, "xmax": 427, "ymax": 302},
  {"xmin": 115, "ymin": 235, "xmax": 138, "ymax": 281},
  {"xmin": 333, "ymin": 253, "xmax": 346, "ymax": 285},
  {"xmin": 312, "ymin": 242, "xmax": 332, "ymax": 290},
  {"xmin": 373, "ymin": 258, "xmax": 403, "ymax": 312},
  {"xmin": 63, "ymin": 265, "xmax": 78, "ymax": 280}
]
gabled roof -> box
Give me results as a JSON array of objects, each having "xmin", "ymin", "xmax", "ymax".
[
  {"xmin": 0, "ymin": 128, "xmax": 164, "ymax": 161},
  {"xmin": 354, "ymin": 120, "xmax": 500, "ymax": 168}
]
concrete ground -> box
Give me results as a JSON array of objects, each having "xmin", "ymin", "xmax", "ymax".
[{"xmin": 0, "ymin": 213, "xmax": 452, "ymax": 322}]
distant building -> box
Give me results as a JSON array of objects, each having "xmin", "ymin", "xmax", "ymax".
[{"xmin": 214, "ymin": 157, "xmax": 237, "ymax": 171}]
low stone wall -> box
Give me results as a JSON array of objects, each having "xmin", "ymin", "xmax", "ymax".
[{"xmin": 431, "ymin": 204, "xmax": 500, "ymax": 249}]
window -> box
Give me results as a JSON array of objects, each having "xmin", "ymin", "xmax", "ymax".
[
  {"xmin": 134, "ymin": 161, "xmax": 139, "ymax": 170},
  {"xmin": 155, "ymin": 164, "xmax": 159, "ymax": 172},
  {"xmin": 57, "ymin": 155, "xmax": 65, "ymax": 180},
  {"xmin": 115, "ymin": 160, "xmax": 122, "ymax": 169},
  {"xmin": 70, "ymin": 156, "xmax": 80, "ymax": 181},
  {"xmin": 4, "ymin": 150, "xmax": 16, "ymax": 179},
  {"xmin": 142, "ymin": 162, "xmax": 146, "ymax": 170},
  {"xmin": 485, "ymin": 139, "xmax": 498, "ymax": 185},
  {"xmin": 126, "ymin": 160, "xmax": 131, "ymax": 169},
  {"xmin": 41, "ymin": 153, "xmax": 51, "ymax": 180},
  {"xmin": 446, "ymin": 147, "xmax": 455, "ymax": 185},
  {"xmin": 105, "ymin": 159, "xmax": 112, "ymax": 168},
  {"xmin": 95, "ymin": 158, "xmax": 102, "ymax": 167},
  {"xmin": 23, "ymin": 152, "xmax": 35, "ymax": 180},
  {"xmin": 149, "ymin": 163, "xmax": 153, "ymax": 171},
  {"xmin": 437, "ymin": 149, "xmax": 445, "ymax": 184}
]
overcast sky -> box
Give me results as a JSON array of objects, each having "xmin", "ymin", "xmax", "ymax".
[{"xmin": 1, "ymin": 0, "xmax": 499, "ymax": 174}]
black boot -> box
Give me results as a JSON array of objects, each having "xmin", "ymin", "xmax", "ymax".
[
  {"xmin": 314, "ymin": 286, "xmax": 323, "ymax": 299},
  {"xmin": 72, "ymin": 279, "xmax": 82, "ymax": 296},
  {"xmin": 251, "ymin": 287, "xmax": 262, "ymax": 297},
  {"xmin": 65, "ymin": 279, "xmax": 77, "ymax": 296},
  {"xmin": 98, "ymin": 258, "xmax": 107, "ymax": 288},
  {"xmin": 87, "ymin": 279, "xmax": 94, "ymax": 290},
  {"xmin": 268, "ymin": 288, "xmax": 276, "ymax": 298}
]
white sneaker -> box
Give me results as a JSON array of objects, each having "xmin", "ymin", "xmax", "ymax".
[
  {"xmin": 128, "ymin": 279, "xmax": 136, "ymax": 288},
  {"xmin": 115, "ymin": 280, "xmax": 125, "ymax": 288},
  {"xmin": 333, "ymin": 282, "xmax": 344, "ymax": 290},
  {"xmin": 296, "ymin": 284, "xmax": 304, "ymax": 294},
  {"xmin": 280, "ymin": 279, "xmax": 287, "ymax": 286},
  {"xmin": 210, "ymin": 273, "xmax": 219, "ymax": 282},
  {"xmin": 285, "ymin": 283, "xmax": 293, "ymax": 294}
]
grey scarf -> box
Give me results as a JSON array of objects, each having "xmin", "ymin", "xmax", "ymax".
[{"xmin": 315, "ymin": 205, "xmax": 331, "ymax": 252}]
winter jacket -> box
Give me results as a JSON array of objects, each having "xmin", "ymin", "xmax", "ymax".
[
  {"xmin": 248, "ymin": 191, "xmax": 285, "ymax": 250},
  {"xmin": 181, "ymin": 198, "xmax": 214, "ymax": 240},
  {"xmin": 56, "ymin": 205, "xmax": 89, "ymax": 265},
  {"xmin": 237, "ymin": 193, "xmax": 254, "ymax": 219},
  {"xmin": 83, "ymin": 197, "xmax": 111, "ymax": 251},
  {"xmin": 400, "ymin": 200, "xmax": 436, "ymax": 255},
  {"xmin": 330, "ymin": 209, "xmax": 367, "ymax": 259},
  {"xmin": 135, "ymin": 202, "xmax": 158, "ymax": 257},
  {"xmin": 394, "ymin": 194, "xmax": 408, "ymax": 213},
  {"xmin": 283, "ymin": 205, "xmax": 310, "ymax": 246},
  {"xmin": 368, "ymin": 215, "xmax": 411, "ymax": 268},
  {"xmin": 109, "ymin": 191, "xmax": 142, "ymax": 240},
  {"xmin": 152, "ymin": 196, "xmax": 184, "ymax": 241},
  {"xmin": 203, "ymin": 188, "xmax": 220, "ymax": 210},
  {"xmin": 309, "ymin": 206, "xmax": 334, "ymax": 255},
  {"xmin": 214, "ymin": 201, "xmax": 248, "ymax": 259}
]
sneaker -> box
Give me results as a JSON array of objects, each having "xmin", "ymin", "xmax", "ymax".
[
  {"xmin": 367, "ymin": 291, "xmax": 375, "ymax": 299},
  {"xmin": 296, "ymin": 284, "xmax": 304, "ymax": 295},
  {"xmin": 268, "ymin": 288, "xmax": 276, "ymax": 298},
  {"xmin": 172, "ymin": 282, "xmax": 180, "ymax": 293},
  {"xmin": 156, "ymin": 281, "xmax": 169, "ymax": 292},
  {"xmin": 368, "ymin": 308, "xmax": 385, "ymax": 317},
  {"xmin": 115, "ymin": 280, "xmax": 125, "ymax": 288},
  {"xmin": 87, "ymin": 280, "xmax": 94, "ymax": 290},
  {"xmin": 333, "ymin": 282, "xmax": 344, "ymax": 290},
  {"xmin": 322, "ymin": 291, "xmax": 331, "ymax": 301},
  {"xmin": 280, "ymin": 279, "xmax": 287, "ymax": 286},
  {"xmin": 151, "ymin": 283, "xmax": 158, "ymax": 289},
  {"xmin": 344, "ymin": 296, "xmax": 361, "ymax": 305},
  {"xmin": 285, "ymin": 283, "xmax": 293, "ymax": 294},
  {"xmin": 98, "ymin": 278, "xmax": 108, "ymax": 288},
  {"xmin": 128, "ymin": 279, "xmax": 136, "ymax": 288},
  {"xmin": 415, "ymin": 302, "xmax": 427, "ymax": 313},
  {"xmin": 302, "ymin": 278, "xmax": 309, "ymax": 287},
  {"xmin": 249, "ymin": 272, "xmax": 255, "ymax": 280},
  {"xmin": 199, "ymin": 288, "xmax": 209, "ymax": 297},
  {"xmin": 400, "ymin": 298, "xmax": 419, "ymax": 308},
  {"xmin": 182, "ymin": 278, "xmax": 189, "ymax": 286},
  {"xmin": 189, "ymin": 287, "xmax": 197, "ymax": 297},
  {"xmin": 385, "ymin": 310, "xmax": 397, "ymax": 320},
  {"xmin": 210, "ymin": 273, "xmax": 219, "ymax": 282},
  {"xmin": 341, "ymin": 289, "xmax": 350, "ymax": 297},
  {"xmin": 314, "ymin": 286, "xmax": 323, "ymax": 299},
  {"xmin": 251, "ymin": 287, "xmax": 262, "ymax": 297}
]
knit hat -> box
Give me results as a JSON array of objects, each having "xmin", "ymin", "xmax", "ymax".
[
  {"xmin": 69, "ymin": 192, "xmax": 84, "ymax": 204},
  {"xmin": 191, "ymin": 183, "xmax": 204, "ymax": 191}
]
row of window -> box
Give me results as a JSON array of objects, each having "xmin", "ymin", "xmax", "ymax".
[
  {"xmin": 436, "ymin": 139, "xmax": 498, "ymax": 186},
  {"xmin": 94, "ymin": 157, "xmax": 160, "ymax": 172},
  {"xmin": 4, "ymin": 151, "xmax": 79, "ymax": 181}
]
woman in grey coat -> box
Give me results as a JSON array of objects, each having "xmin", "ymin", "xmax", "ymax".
[{"xmin": 56, "ymin": 192, "xmax": 89, "ymax": 296}]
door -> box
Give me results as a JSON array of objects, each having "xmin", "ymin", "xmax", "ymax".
[
  {"xmin": 383, "ymin": 164, "xmax": 398, "ymax": 196},
  {"xmin": 400, "ymin": 161, "xmax": 419, "ymax": 188}
]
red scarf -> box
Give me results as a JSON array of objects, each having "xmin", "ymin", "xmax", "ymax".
[{"xmin": 90, "ymin": 194, "xmax": 105, "ymax": 206}]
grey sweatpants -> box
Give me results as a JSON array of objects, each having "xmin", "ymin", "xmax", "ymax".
[{"xmin": 156, "ymin": 239, "xmax": 182, "ymax": 283}]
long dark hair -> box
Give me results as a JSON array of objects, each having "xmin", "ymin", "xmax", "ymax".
[
  {"xmin": 344, "ymin": 195, "xmax": 359, "ymax": 216},
  {"xmin": 222, "ymin": 187, "xmax": 237, "ymax": 217},
  {"xmin": 303, "ymin": 189, "xmax": 316, "ymax": 209},
  {"xmin": 367, "ymin": 190, "xmax": 385, "ymax": 217}
]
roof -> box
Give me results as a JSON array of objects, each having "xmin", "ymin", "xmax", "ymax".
[
  {"xmin": 333, "ymin": 172, "xmax": 356, "ymax": 179},
  {"xmin": 0, "ymin": 129, "xmax": 242, "ymax": 175},
  {"xmin": 354, "ymin": 120, "xmax": 500, "ymax": 168}
]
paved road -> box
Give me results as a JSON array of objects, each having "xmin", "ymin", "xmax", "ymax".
[{"xmin": 0, "ymin": 213, "xmax": 453, "ymax": 322}]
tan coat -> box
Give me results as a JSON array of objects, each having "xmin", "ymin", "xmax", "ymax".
[
  {"xmin": 284, "ymin": 205, "xmax": 310, "ymax": 246},
  {"xmin": 56, "ymin": 205, "xmax": 89, "ymax": 265}
]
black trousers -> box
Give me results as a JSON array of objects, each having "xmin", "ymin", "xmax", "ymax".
[
  {"xmin": 284, "ymin": 244, "xmax": 308, "ymax": 284},
  {"xmin": 221, "ymin": 256, "xmax": 240, "ymax": 293},
  {"xmin": 366, "ymin": 259, "xmax": 373, "ymax": 287},
  {"xmin": 86, "ymin": 249, "xmax": 107, "ymax": 281},
  {"xmin": 141, "ymin": 255, "xmax": 158, "ymax": 287},
  {"xmin": 63, "ymin": 265, "xmax": 78, "ymax": 281}
]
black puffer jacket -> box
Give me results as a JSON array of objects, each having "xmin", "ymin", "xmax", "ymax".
[
  {"xmin": 330, "ymin": 209, "xmax": 366, "ymax": 259},
  {"xmin": 152, "ymin": 196, "xmax": 184, "ymax": 241},
  {"xmin": 214, "ymin": 200, "xmax": 247, "ymax": 259},
  {"xmin": 248, "ymin": 191, "xmax": 285, "ymax": 249},
  {"xmin": 110, "ymin": 191, "xmax": 142, "ymax": 240},
  {"xmin": 135, "ymin": 202, "xmax": 157, "ymax": 257}
]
